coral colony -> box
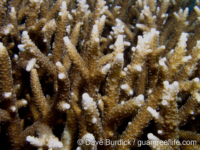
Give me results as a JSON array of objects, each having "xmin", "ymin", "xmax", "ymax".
[{"xmin": 1, "ymin": 0, "xmax": 200, "ymax": 149}]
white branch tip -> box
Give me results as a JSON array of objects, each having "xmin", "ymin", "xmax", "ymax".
[
  {"xmin": 62, "ymin": 103, "xmax": 70, "ymax": 110},
  {"xmin": 116, "ymin": 53, "xmax": 124, "ymax": 62},
  {"xmin": 147, "ymin": 107, "xmax": 159, "ymax": 119},
  {"xmin": 102, "ymin": 64, "xmax": 111, "ymax": 74},
  {"xmin": 63, "ymin": 36, "xmax": 70, "ymax": 44},
  {"xmin": 147, "ymin": 133, "xmax": 159, "ymax": 141},
  {"xmin": 82, "ymin": 93, "xmax": 93, "ymax": 104},
  {"xmin": 58, "ymin": 73, "xmax": 66, "ymax": 79},
  {"xmin": 4, "ymin": 92, "xmax": 12, "ymax": 98}
]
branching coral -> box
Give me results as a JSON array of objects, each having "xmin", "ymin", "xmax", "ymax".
[{"xmin": 1, "ymin": 0, "xmax": 200, "ymax": 150}]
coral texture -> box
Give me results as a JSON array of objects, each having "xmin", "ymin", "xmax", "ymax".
[{"xmin": 0, "ymin": 0, "xmax": 200, "ymax": 150}]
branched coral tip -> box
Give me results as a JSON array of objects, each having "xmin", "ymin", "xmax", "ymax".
[
  {"xmin": 147, "ymin": 107, "xmax": 159, "ymax": 119},
  {"xmin": 82, "ymin": 93, "xmax": 93, "ymax": 104},
  {"xmin": 1, "ymin": 1, "xmax": 200, "ymax": 149}
]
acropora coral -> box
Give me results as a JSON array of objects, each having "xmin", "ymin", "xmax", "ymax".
[{"xmin": 0, "ymin": 0, "xmax": 200, "ymax": 150}]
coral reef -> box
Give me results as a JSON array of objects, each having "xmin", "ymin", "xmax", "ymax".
[{"xmin": 0, "ymin": 0, "xmax": 200, "ymax": 149}]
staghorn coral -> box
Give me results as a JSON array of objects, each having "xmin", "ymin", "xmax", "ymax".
[{"xmin": 1, "ymin": 0, "xmax": 200, "ymax": 149}]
